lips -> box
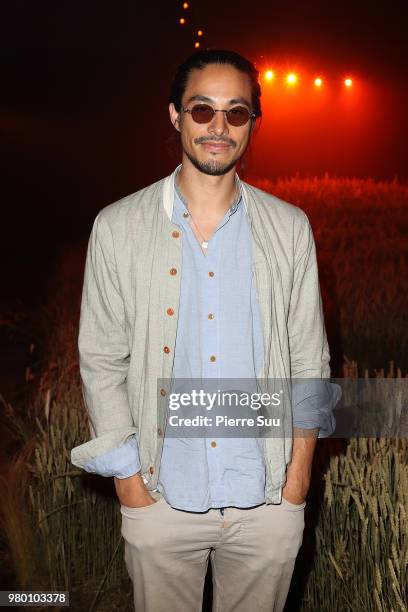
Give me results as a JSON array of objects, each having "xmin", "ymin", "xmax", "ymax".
[{"xmin": 201, "ymin": 142, "xmax": 231, "ymax": 151}]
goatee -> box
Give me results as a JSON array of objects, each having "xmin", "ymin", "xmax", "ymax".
[{"xmin": 184, "ymin": 149, "xmax": 241, "ymax": 176}]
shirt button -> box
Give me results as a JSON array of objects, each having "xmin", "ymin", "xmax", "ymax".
[
  {"xmin": 149, "ymin": 466, "xmax": 154, "ymax": 474},
  {"xmin": 172, "ymin": 230, "xmax": 180, "ymax": 238},
  {"xmin": 166, "ymin": 308, "xmax": 174, "ymax": 316},
  {"xmin": 183, "ymin": 211, "xmax": 189, "ymax": 218},
  {"xmin": 211, "ymin": 441, "xmax": 217, "ymax": 448},
  {"xmin": 208, "ymin": 313, "xmax": 214, "ymax": 319},
  {"xmin": 170, "ymin": 268, "xmax": 177, "ymax": 275},
  {"xmin": 210, "ymin": 355, "xmax": 216, "ymax": 362},
  {"xmin": 208, "ymin": 271, "xmax": 215, "ymax": 277},
  {"xmin": 157, "ymin": 427, "xmax": 163, "ymax": 436},
  {"xmin": 160, "ymin": 388, "xmax": 167, "ymax": 396},
  {"xmin": 163, "ymin": 346, "xmax": 170, "ymax": 354}
]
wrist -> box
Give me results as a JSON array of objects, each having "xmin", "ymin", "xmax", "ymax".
[{"xmin": 114, "ymin": 472, "xmax": 144, "ymax": 488}]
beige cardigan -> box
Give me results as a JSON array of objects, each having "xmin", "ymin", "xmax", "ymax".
[{"xmin": 71, "ymin": 166, "xmax": 341, "ymax": 504}]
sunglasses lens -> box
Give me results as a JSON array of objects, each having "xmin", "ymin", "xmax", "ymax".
[
  {"xmin": 188, "ymin": 104, "xmax": 252, "ymax": 126},
  {"xmin": 226, "ymin": 106, "xmax": 251, "ymax": 126},
  {"xmin": 191, "ymin": 104, "xmax": 215, "ymax": 124}
]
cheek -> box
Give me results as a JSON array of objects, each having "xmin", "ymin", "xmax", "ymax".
[
  {"xmin": 235, "ymin": 132, "xmax": 250, "ymax": 151},
  {"xmin": 180, "ymin": 127, "xmax": 199, "ymax": 147},
  {"xmin": 179, "ymin": 131, "xmax": 194, "ymax": 151}
]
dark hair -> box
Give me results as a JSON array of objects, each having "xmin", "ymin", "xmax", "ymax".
[{"xmin": 169, "ymin": 49, "xmax": 262, "ymax": 119}]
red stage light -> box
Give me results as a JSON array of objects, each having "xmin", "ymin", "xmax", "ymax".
[
  {"xmin": 264, "ymin": 70, "xmax": 274, "ymax": 81},
  {"xmin": 344, "ymin": 78, "xmax": 353, "ymax": 87},
  {"xmin": 314, "ymin": 77, "xmax": 323, "ymax": 87}
]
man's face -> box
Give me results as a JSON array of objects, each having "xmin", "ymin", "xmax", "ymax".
[{"xmin": 169, "ymin": 63, "xmax": 256, "ymax": 176}]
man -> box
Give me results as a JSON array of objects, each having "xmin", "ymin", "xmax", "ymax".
[{"xmin": 71, "ymin": 49, "xmax": 341, "ymax": 612}]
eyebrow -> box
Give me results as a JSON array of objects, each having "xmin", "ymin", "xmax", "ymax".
[{"xmin": 186, "ymin": 94, "xmax": 251, "ymax": 107}]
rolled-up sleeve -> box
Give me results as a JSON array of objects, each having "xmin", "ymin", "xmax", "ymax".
[
  {"xmin": 291, "ymin": 379, "xmax": 341, "ymax": 437},
  {"xmin": 79, "ymin": 437, "xmax": 141, "ymax": 479},
  {"xmin": 288, "ymin": 211, "xmax": 341, "ymax": 437},
  {"xmin": 70, "ymin": 211, "xmax": 139, "ymax": 474}
]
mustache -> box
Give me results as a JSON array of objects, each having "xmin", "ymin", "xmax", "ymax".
[{"xmin": 194, "ymin": 136, "xmax": 237, "ymax": 147}]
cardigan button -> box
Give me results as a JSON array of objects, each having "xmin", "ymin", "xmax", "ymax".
[
  {"xmin": 172, "ymin": 230, "xmax": 180, "ymax": 238},
  {"xmin": 163, "ymin": 346, "xmax": 170, "ymax": 354},
  {"xmin": 166, "ymin": 308, "xmax": 174, "ymax": 316},
  {"xmin": 160, "ymin": 388, "xmax": 167, "ymax": 396},
  {"xmin": 149, "ymin": 466, "xmax": 154, "ymax": 475},
  {"xmin": 170, "ymin": 268, "xmax": 177, "ymax": 275}
]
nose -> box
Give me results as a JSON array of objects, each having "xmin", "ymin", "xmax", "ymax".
[{"xmin": 207, "ymin": 110, "xmax": 229, "ymax": 137}]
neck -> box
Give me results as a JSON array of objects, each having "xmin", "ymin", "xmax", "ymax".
[{"xmin": 176, "ymin": 156, "xmax": 238, "ymax": 217}]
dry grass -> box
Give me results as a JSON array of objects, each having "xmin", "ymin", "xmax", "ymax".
[
  {"xmin": 250, "ymin": 174, "xmax": 408, "ymax": 372},
  {"xmin": 300, "ymin": 436, "xmax": 408, "ymax": 611}
]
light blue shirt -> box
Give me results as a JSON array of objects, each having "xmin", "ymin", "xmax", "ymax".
[
  {"xmin": 80, "ymin": 172, "xmax": 333, "ymax": 510},
  {"xmin": 156, "ymin": 174, "xmax": 267, "ymax": 511}
]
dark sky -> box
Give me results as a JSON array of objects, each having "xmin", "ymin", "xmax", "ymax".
[{"xmin": 1, "ymin": 0, "xmax": 407, "ymax": 305}]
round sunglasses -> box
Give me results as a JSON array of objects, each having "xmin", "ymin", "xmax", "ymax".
[{"xmin": 182, "ymin": 103, "xmax": 256, "ymax": 127}]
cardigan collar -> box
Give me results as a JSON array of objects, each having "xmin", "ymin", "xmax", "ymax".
[{"xmin": 162, "ymin": 164, "xmax": 249, "ymax": 221}]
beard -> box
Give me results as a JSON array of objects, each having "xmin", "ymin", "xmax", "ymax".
[{"xmin": 183, "ymin": 147, "xmax": 243, "ymax": 176}]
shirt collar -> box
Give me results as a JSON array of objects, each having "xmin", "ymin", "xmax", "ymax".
[{"xmin": 173, "ymin": 165, "xmax": 242, "ymax": 218}]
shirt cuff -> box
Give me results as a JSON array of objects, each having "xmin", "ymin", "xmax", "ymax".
[
  {"xmin": 79, "ymin": 436, "xmax": 141, "ymax": 478},
  {"xmin": 292, "ymin": 380, "xmax": 342, "ymax": 438}
]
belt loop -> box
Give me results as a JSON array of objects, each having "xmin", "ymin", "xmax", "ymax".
[{"xmin": 219, "ymin": 507, "xmax": 225, "ymax": 516}]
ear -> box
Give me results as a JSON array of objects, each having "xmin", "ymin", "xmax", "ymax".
[{"xmin": 169, "ymin": 103, "xmax": 181, "ymax": 132}]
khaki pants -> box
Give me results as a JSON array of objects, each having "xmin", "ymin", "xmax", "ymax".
[{"xmin": 121, "ymin": 490, "xmax": 306, "ymax": 612}]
